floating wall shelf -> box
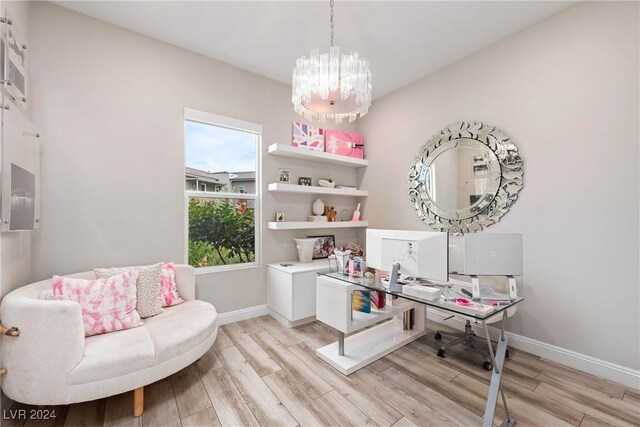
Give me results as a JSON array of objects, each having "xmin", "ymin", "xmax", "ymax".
[
  {"xmin": 267, "ymin": 143, "xmax": 368, "ymax": 168},
  {"xmin": 267, "ymin": 182, "xmax": 368, "ymax": 197},
  {"xmin": 267, "ymin": 221, "xmax": 369, "ymax": 230}
]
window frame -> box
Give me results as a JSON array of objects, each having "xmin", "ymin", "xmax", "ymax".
[{"xmin": 183, "ymin": 108, "xmax": 262, "ymax": 274}]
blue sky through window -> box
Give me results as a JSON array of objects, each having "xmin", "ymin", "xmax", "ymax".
[{"xmin": 185, "ymin": 121, "xmax": 256, "ymax": 173}]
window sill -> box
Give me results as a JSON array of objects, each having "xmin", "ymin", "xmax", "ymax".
[{"xmin": 194, "ymin": 263, "xmax": 262, "ymax": 275}]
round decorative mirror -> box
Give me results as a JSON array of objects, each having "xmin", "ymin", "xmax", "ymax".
[{"xmin": 408, "ymin": 122, "xmax": 524, "ymax": 234}]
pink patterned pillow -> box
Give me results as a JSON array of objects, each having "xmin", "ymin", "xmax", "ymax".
[
  {"xmin": 160, "ymin": 263, "xmax": 184, "ymax": 307},
  {"xmin": 52, "ymin": 271, "xmax": 143, "ymax": 337}
]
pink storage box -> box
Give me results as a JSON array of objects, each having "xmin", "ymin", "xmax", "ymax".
[
  {"xmin": 292, "ymin": 122, "xmax": 324, "ymax": 151},
  {"xmin": 324, "ymin": 130, "xmax": 364, "ymax": 159}
]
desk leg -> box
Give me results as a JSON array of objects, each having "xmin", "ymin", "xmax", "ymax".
[
  {"xmin": 482, "ymin": 313, "xmax": 515, "ymax": 427},
  {"xmin": 338, "ymin": 332, "xmax": 345, "ymax": 356}
]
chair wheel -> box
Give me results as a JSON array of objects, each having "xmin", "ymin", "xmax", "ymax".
[
  {"xmin": 434, "ymin": 332, "xmax": 442, "ymax": 341},
  {"xmin": 437, "ymin": 349, "xmax": 446, "ymax": 358},
  {"xmin": 505, "ymin": 349, "xmax": 510, "ymax": 358},
  {"xmin": 483, "ymin": 361, "xmax": 493, "ymax": 371}
]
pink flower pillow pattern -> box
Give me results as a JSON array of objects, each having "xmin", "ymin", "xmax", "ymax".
[
  {"xmin": 53, "ymin": 271, "xmax": 143, "ymax": 337},
  {"xmin": 160, "ymin": 263, "xmax": 184, "ymax": 307}
]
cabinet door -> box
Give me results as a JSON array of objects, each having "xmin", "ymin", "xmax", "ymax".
[
  {"xmin": 292, "ymin": 271, "xmax": 319, "ymax": 321},
  {"xmin": 267, "ymin": 267, "xmax": 293, "ymax": 320}
]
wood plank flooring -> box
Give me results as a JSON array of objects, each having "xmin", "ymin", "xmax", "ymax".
[{"xmin": 2, "ymin": 316, "xmax": 639, "ymax": 427}]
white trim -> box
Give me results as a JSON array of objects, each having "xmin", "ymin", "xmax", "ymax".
[
  {"xmin": 195, "ymin": 263, "xmax": 261, "ymax": 275},
  {"xmin": 186, "ymin": 191, "xmax": 257, "ymax": 200},
  {"xmin": 268, "ymin": 308, "xmax": 316, "ymax": 329},
  {"xmin": 185, "ymin": 108, "xmax": 263, "ymax": 134},
  {"xmin": 426, "ymin": 309, "xmax": 640, "ymax": 389},
  {"xmin": 218, "ymin": 304, "xmax": 269, "ymax": 326}
]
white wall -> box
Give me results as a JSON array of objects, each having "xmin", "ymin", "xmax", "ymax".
[
  {"xmin": 0, "ymin": 0, "xmax": 34, "ymax": 298},
  {"xmin": 28, "ymin": 1, "xmax": 360, "ymax": 313},
  {"xmin": 358, "ymin": 1, "xmax": 639, "ymax": 370}
]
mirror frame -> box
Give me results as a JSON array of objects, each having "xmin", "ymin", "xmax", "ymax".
[{"xmin": 407, "ymin": 121, "xmax": 524, "ymax": 234}]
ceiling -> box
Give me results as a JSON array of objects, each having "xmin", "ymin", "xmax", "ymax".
[{"xmin": 53, "ymin": 1, "xmax": 576, "ymax": 100}]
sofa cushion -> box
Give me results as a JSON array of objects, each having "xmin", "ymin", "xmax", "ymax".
[
  {"xmin": 144, "ymin": 300, "xmax": 217, "ymax": 364},
  {"xmin": 69, "ymin": 326, "xmax": 155, "ymax": 385},
  {"xmin": 95, "ymin": 263, "xmax": 164, "ymax": 318},
  {"xmin": 53, "ymin": 271, "xmax": 142, "ymax": 337},
  {"xmin": 159, "ymin": 263, "xmax": 184, "ymax": 307}
]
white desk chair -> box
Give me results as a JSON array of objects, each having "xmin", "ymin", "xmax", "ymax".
[{"xmin": 434, "ymin": 276, "xmax": 518, "ymax": 371}]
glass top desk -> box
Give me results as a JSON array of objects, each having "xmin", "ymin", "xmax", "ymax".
[{"xmin": 315, "ymin": 270, "xmax": 524, "ymax": 427}]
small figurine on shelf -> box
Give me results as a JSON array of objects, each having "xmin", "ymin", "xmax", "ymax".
[
  {"xmin": 324, "ymin": 205, "xmax": 337, "ymax": 222},
  {"xmin": 312, "ymin": 199, "xmax": 325, "ymax": 215},
  {"xmin": 318, "ymin": 178, "xmax": 335, "ymax": 188},
  {"xmin": 352, "ymin": 203, "xmax": 361, "ymax": 221}
]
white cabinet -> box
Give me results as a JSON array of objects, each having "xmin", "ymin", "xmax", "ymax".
[{"xmin": 267, "ymin": 259, "xmax": 330, "ymax": 327}]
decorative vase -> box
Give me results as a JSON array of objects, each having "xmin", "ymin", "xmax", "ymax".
[
  {"xmin": 294, "ymin": 238, "xmax": 316, "ymax": 263},
  {"xmin": 312, "ymin": 199, "xmax": 325, "ymax": 216}
]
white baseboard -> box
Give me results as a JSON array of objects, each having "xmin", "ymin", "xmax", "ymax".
[
  {"xmin": 268, "ymin": 308, "xmax": 316, "ymax": 328},
  {"xmin": 218, "ymin": 304, "xmax": 269, "ymax": 326},
  {"xmin": 426, "ymin": 309, "xmax": 640, "ymax": 389}
]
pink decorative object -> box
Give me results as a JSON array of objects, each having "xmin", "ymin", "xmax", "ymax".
[
  {"xmin": 455, "ymin": 298, "xmax": 474, "ymax": 307},
  {"xmin": 52, "ymin": 271, "xmax": 142, "ymax": 337},
  {"xmin": 325, "ymin": 130, "xmax": 364, "ymax": 159},
  {"xmin": 160, "ymin": 263, "xmax": 184, "ymax": 307},
  {"xmin": 292, "ymin": 122, "xmax": 324, "ymax": 151}
]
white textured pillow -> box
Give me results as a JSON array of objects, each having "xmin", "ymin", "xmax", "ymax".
[{"xmin": 95, "ymin": 263, "xmax": 164, "ymax": 318}]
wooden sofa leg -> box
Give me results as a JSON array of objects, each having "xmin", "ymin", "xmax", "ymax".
[
  {"xmin": 0, "ymin": 324, "xmax": 20, "ymax": 336},
  {"xmin": 133, "ymin": 387, "xmax": 144, "ymax": 417}
]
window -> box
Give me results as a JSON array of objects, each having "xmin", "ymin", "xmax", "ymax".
[{"xmin": 184, "ymin": 108, "xmax": 261, "ymax": 271}]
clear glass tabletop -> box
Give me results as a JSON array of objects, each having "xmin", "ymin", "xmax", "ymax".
[{"xmin": 317, "ymin": 270, "xmax": 524, "ymax": 321}]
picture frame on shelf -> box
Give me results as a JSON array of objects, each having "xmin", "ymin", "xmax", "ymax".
[
  {"xmin": 307, "ymin": 235, "xmax": 336, "ymax": 259},
  {"xmin": 298, "ymin": 176, "xmax": 312, "ymax": 186},
  {"xmin": 278, "ymin": 168, "xmax": 291, "ymax": 183},
  {"xmin": 292, "ymin": 122, "xmax": 324, "ymax": 151},
  {"xmin": 325, "ymin": 130, "xmax": 364, "ymax": 159},
  {"xmin": 275, "ymin": 212, "xmax": 285, "ymax": 222}
]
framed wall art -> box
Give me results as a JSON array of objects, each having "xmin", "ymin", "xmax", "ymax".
[{"xmin": 308, "ymin": 235, "xmax": 335, "ymax": 259}]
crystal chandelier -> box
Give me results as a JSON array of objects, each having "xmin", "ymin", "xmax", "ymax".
[{"xmin": 292, "ymin": 0, "xmax": 371, "ymax": 123}]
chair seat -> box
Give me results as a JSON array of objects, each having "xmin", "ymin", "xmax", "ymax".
[
  {"xmin": 69, "ymin": 326, "xmax": 155, "ymax": 385},
  {"xmin": 68, "ymin": 300, "xmax": 217, "ymax": 386},
  {"xmin": 144, "ymin": 300, "xmax": 218, "ymax": 364}
]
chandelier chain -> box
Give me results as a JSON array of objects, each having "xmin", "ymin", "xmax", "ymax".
[{"xmin": 330, "ymin": 0, "xmax": 334, "ymax": 47}]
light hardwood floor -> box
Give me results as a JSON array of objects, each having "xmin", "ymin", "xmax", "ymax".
[{"xmin": 2, "ymin": 316, "xmax": 639, "ymax": 427}]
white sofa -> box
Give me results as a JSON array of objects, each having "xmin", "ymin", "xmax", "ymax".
[{"xmin": 0, "ymin": 264, "xmax": 218, "ymax": 415}]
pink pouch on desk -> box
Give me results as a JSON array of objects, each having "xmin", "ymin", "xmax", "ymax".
[{"xmin": 325, "ymin": 130, "xmax": 364, "ymax": 159}]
